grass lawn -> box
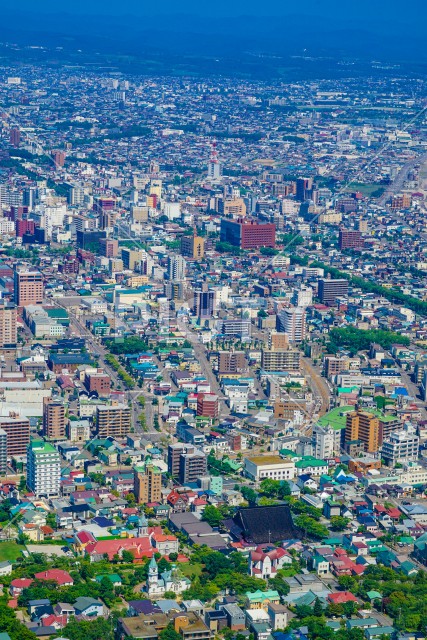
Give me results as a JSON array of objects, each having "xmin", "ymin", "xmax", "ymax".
[
  {"xmin": 0, "ymin": 541, "xmax": 24, "ymax": 561},
  {"xmin": 181, "ymin": 562, "xmax": 203, "ymax": 579}
]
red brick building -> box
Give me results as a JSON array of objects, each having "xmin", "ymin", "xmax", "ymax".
[{"xmin": 197, "ymin": 393, "xmax": 219, "ymax": 418}]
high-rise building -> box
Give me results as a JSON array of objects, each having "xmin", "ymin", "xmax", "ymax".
[
  {"xmin": 381, "ymin": 424, "xmax": 419, "ymax": 467},
  {"xmin": 197, "ymin": 393, "xmax": 219, "ymax": 418},
  {"xmin": 296, "ymin": 177, "xmax": 313, "ymax": 202},
  {"xmin": 277, "ymin": 307, "xmax": 306, "ymax": 343},
  {"xmin": 218, "ymin": 351, "xmax": 247, "ymax": 375},
  {"xmin": 268, "ymin": 331, "xmax": 289, "ymax": 350},
  {"xmin": 52, "ymin": 150, "xmax": 66, "ymax": 167},
  {"xmin": 220, "ymin": 218, "xmax": 275, "ymax": 249},
  {"xmin": 318, "ymin": 278, "xmax": 349, "ymax": 306},
  {"xmin": 96, "ymin": 403, "xmax": 131, "ymax": 438},
  {"xmin": 0, "ymin": 428, "xmax": 6, "ymax": 475},
  {"xmin": 43, "ymin": 399, "xmax": 66, "ymax": 440},
  {"xmin": 0, "ymin": 413, "xmax": 30, "ymax": 456},
  {"xmin": 134, "ymin": 464, "xmax": 162, "ymax": 504},
  {"xmin": 218, "ymin": 198, "xmax": 247, "ymax": 217},
  {"xmin": 179, "ymin": 448, "xmax": 207, "ymax": 484},
  {"xmin": 10, "ymin": 127, "xmax": 20, "ymax": 148},
  {"xmin": 84, "ymin": 370, "xmax": 111, "ymax": 397},
  {"xmin": 345, "ymin": 410, "xmax": 379, "ymax": 453},
  {"xmin": 312, "ymin": 423, "xmax": 341, "ymax": 459},
  {"xmin": 0, "ymin": 300, "xmax": 17, "ymax": 348},
  {"xmin": 338, "ymin": 230, "xmax": 363, "ymax": 250},
  {"xmin": 27, "ymin": 439, "xmax": 61, "ymax": 498},
  {"xmin": 261, "ymin": 348, "xmax": 301, "ymax": 372},
  {"xmin": 99, "ymin": 238, "xmax": 119, "ymax": 258},
  {"xmin": 181, "ymin": 235, "xmax": 205, "ymax": 260},
  {"xmin": 14, "ymin": 268, "xmax": 44, "ymax": 307},
  {"xmin": 193, "ymin": 285, "xmax": 215, "ymax": 319},
  {"xmin": 121, "ymin": 248, "xmax": 143, "ymax": 271},
  {"xmin": 207, "ymin": 142, "xmax": 222, "ymax": 180},
  {"xmin": 291, "ymin": 287, "xmax": 313, "ymax": 308},
  {"xmin": 167, "ymin": 255, "xmax": 186, "ymax": 281},
  {"xmin": 168, "ymin": 443, "xmax": 207, "ymax": 482}
]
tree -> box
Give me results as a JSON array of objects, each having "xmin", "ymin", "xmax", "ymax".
[
  {"xmin": 169, "ymin": 552, "xmax": 178, "ymax": 562},
  {"xmin": 202, "ymin": 505, "xmax": 223, "ymax": 527},
  {"xmin": 337, "ymin": 575, "xmax": 358, "ymax": 592},
  {"xmin": 46, "ymin": 512, "xmax": 56, "ymax": 530},
  {"xmin": 122, "ymin": 549, "xmax": 135, "ymax": 563},
  {"xmin": 330, "ymin": 516, "xmax": 351, "ymax": 531},
  {"xmin": 294, "ymin": 515, "xmax": 328, "ymax": 540},
  {"xmin": 240, "ymin": 485, "xmax": 258, "ymax": 505},
  {"xmin": 159, "ymin": 623, "xmax": 182, "ymax": 640},
  {"xmin": 260, "ymin": 478, "xmax": 281, "ymax": 498},
  {"xmin": 61, "ymin": 617, "xmax": 114, "ymax": 640},
  {"xmin": 313, "ymin": 598, "xmax": 323, "ymax": 617}
]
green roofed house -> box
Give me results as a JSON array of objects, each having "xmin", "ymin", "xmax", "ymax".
[
  {"xmin": 366, "ymin": 591, "xmax": 382, "ymax": 602},
  {"xmin": 246, "ymin": 590, "xmax": 280, "ymax": 609},
  {"xmin": 295, "ymin": 456, "xmax": 329, "ymax": 476},
  {"xmin": 95, "ymin": 574, "xmax": 122, "ymax": 587}
]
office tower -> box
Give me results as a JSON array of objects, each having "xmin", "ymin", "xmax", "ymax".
[
  {"xmin": 43, "ymin": 399, "xmax": 66, "ymax": 440},
  {"xmin": 121, "ymin": 248, "xmax": 143, "ymax": 271},
  {"xmin": 318, "ymin": 278, "xmax": 349, "ymax": 306},
  {"xmin": 99, "ymin": 238, "xmax": 119, "ymax": 258},
  {"xmin": 0, "ymin": 300, "xmax": 17, "ymax": 348},
  {"xmin": 149, "ymin": 160, "xmax": 160, "ymax": 175},
  {"xmin": 193, "ymin": 284, "xmax": 215, "ymax": 319},
  {"xmin": 278, "ymin": 307, "xmax": 306, "ymax": 343},
  {"xmin": 0, "ymin": 413, "xmax": 30, "ymax": 456},
  {"xmin": 167, "ymin": 255, "xmax": 186, "ymax": 281},
  {"xmin": 26, "ymin": 439, "xmax": 61, "ymax": 498},
  {"xmin": 14, "ymin": 268, "xmax": 44, "ymax": 307},
  {"xmin": 338, "ymin": 230, "xmax": 363, "ymax": 250},
  {"xmin": 345, "ymin": 410, "xmax": 379, "ymax": 453},
  {"xmin": 134, "ymin": 464, "xmax": 162, "ymax": 504},
  {"xmin": 197, "ymin": 393, "xmax": 219, "ymax": 418},
  {"xmin": 10, "ymin": 127, "xmax": 20, "ymax": 148},
  {"xmin": 261, "ymin": 348, "xmax": 301, "ymax": 372},
  {"xmin": 76, "ymin": 230, "xmax": 107, "ymax": 251},
  {"xmin": 96, "ymin": 403, "xmax": 131, "ymax": 438},
  {"xmin": 296, "ymin": 177, "xmax": 313, "ymax": 202},
  {"xmin": 0, "ymin": 429, "xmax": 6, "ymax": 474},
  {"xmin": 220, "ymin": 218, "xmax": 275, "ymax": 249},
  {"xmin": 181, "ymin": 235, "xmax": 205, "ymax": 260},
  {"xmin": 381, "ymin": 424, "xmax": 419, "ymax": 467},
  {"xmin": 218, "ymin": 351, "xmax": 246, "ymax": 374},
  {"xmin": 292, "ymin": 286, "xmax": 313, "ymax": 308}
]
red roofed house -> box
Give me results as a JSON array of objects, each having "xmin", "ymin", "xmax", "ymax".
[
  {"xmin": 150, "ymin": 531, "xmax": 179, "ymax": 556},
  {"xmin": 10, "ymin": 578, "xmax": 33, "ymax": 596},
  {"xmin": 84, "ymin": 536, "xmax": 153, "ymax": 563},
  {"xmin": 249, "ymin": 545, "xmax": 292, "ymax": 579},
  {"xmin": 74, "ymin": 529, "xmax": 97, "ymax": 552},
  {"xmin": 34, "ymin": 569, "xmax": 74, "ymax": 587},
  {"xmin": 328, "ymin": 591, "xmax": 358, "ymax": 605}
]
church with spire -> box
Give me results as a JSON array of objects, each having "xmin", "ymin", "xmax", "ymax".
[{"xmin": 146, "ymin": 556, "xmax": 191, "ymax": 597}]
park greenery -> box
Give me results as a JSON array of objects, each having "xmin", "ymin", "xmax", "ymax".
[{"xmin": 327, "ymin": 326, "xmax": 409, "ymax": 355}]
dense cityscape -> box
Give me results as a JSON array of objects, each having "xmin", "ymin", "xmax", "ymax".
[{"xmin": 0, "ymin": 39, "xmax": 427, "ymax": 640}]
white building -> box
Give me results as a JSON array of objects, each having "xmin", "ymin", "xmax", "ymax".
[
  {"xmin": 382, "ymin": 424, "xmax": 420, "ymax": 467},
  {"xmin": 167, "ymin": 255, "xmax": 186, "ymax": 281},
  {"xmin": 146, "ymin": 556, "xmax": 190, "ymax": 597},
  {"xmin": 292, "ymin": 286, "xmax": 313, "ymax": 308},
  {"xmin": 27, "ymin": 439, "xmax": 61, "ymax": 498},
  {"xmin": 278, "ymin": 307, "xmax": 306, "ymax": 343},
  {"xmin": 244, "ymin": 455, "xmax": 295, "ymax": 481},
  {"xmin": 312, "ymin": 423, "xmax": 341, "ymax": 458}
]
